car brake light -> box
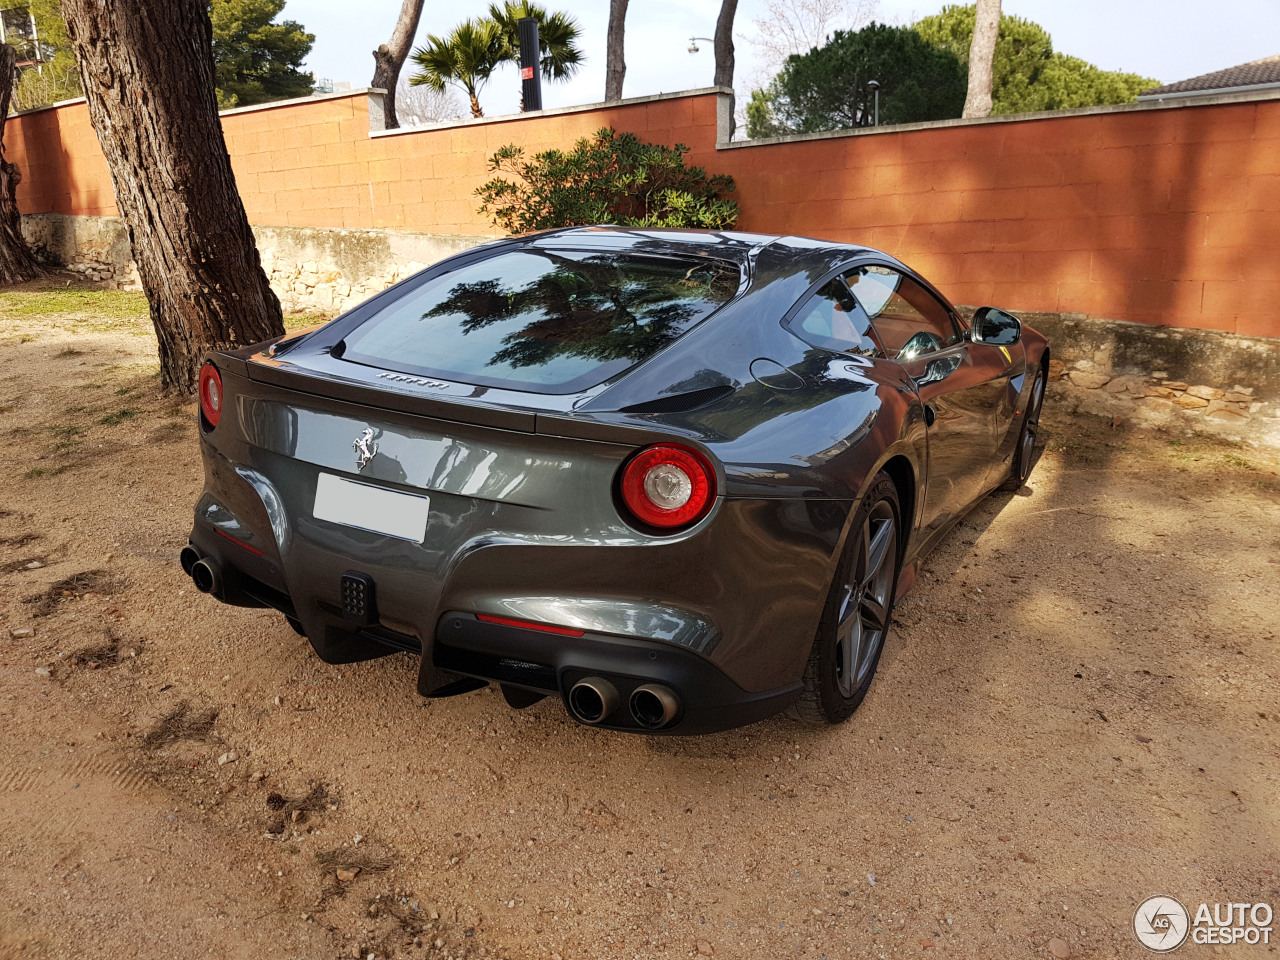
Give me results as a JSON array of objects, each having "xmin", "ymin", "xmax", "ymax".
[
  {"xmin": 199, "ymin": 362, "xmax": 223, "ymax": 428},
  {"xmin": 476, "ymin": 614, "xmax": 584, "ymax": 637},
  {"xmin": 619, "ymin": 444, "xmax": 716, "ymax": 530}
]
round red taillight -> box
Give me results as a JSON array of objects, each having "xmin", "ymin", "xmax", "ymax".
[
  {"xmin": 198, "ymin": 362, "xmax": 223, "ymax": 429},
  {"xmin": 619, "ymin": 444, "xmax": 716, "ymax": 530}
]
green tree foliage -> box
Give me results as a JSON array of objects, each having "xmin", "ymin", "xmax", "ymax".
[
  {"xmin": 410, "ymin": 18, "xmax": 503, "ymax": 118},
  {"xmin": 486, "ymin": 2, "xmax": 583, "ymax": 85},
  {"xmin": 913, "ymin": 4, "xmax": 1156, "ymax": 113},
  {"xmin": 210, "ymin": 0, "xmax": 314, "ymax": 109},
  {"xmin": 747, "ymin": 23, "xmax": 967, "ymax": 137},
  {"xmin": 476, "ymin": 128, "xmax": 738, "ymax": 233},
  {"xmin": 410, "ymin": 5, "xmax": 582, "ymax": 118},
  {"xmin": 1, "ymin": 0, "xmax": 83, "ymax": 111}
]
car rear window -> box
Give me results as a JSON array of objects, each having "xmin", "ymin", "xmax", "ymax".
[{"xmin": 340, "ymin": 249, "xmax": 740, "ymax": 394}]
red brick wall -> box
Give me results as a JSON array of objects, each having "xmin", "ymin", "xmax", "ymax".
[{"xmin": 9, "ymin": 90, "xmax": 1278, "ymax": 337}]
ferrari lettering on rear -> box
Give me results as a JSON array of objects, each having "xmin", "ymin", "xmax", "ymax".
[{"xmin": 376, "ymin": 372, "xmax": 450, "ymax": 389}]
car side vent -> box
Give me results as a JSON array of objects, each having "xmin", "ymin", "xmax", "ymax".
[{"xmin": 620, "ymin": 384, "xmax": 734, "ymax": 415}]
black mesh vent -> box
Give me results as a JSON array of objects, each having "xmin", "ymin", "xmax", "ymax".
[
  {"xmin": 341, "ymin": 572, "xmax": 376, "ymax": 625},
  {"xmin": 620, "ymin": 384, "xmax": 734, "ymax": 415}
]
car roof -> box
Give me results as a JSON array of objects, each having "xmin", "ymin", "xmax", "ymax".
[{"xmin": 519, "ymin": 225, "xmax": 879, "ymax": 270}]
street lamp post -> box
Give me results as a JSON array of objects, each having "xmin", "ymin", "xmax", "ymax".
[
  {"xmin": 867, "ymin": 79, "xmax": 880, "ymax": 127},
  {"xmin": 687, "ymin": 36, "xmax": 714, "ymax": 55}
]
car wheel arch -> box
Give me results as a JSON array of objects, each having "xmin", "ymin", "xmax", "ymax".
[{"xmin": 820, "ymin": 445, "xmax": 920, "ymax": 594}]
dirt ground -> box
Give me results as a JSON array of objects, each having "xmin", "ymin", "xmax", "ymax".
[{"xmin": 1, "ymin": 281, "xmax": 1278, "ymax": 960}]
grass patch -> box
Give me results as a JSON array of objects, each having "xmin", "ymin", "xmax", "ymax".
[
  {"xmin": 0, "ymin": 286, "xmax": 149, "ymax": 320},
  {"xmin": 48, "ymin": 425, "xmax": 83, "ymax": 438},
  {"xmin": 114, "ymin": 386, "xmax": 133, "ymax": 395},
  {"xmin": 99, "ymin": 407, "xmax": 139, "ymax": 426},
  {"xmin": 24, "ymin": 465, "xmax": 70, "ymax": 479},
  {"xmin": 284, "ymin": 313, "xmax": 331, "ymax": 332},
  {"xmin": 55, "ymin": 346, "xmax": 85, "ymax": 357}
]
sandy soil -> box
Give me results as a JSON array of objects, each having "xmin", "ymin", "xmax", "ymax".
[{"xmin": 1, "ymin": 283, "xmax": 1278, "ymax": 960}]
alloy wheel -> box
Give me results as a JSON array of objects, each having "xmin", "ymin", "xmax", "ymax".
[{"xmin": 835, "ymin": 501, "xmax": 897, "ymax": 698}]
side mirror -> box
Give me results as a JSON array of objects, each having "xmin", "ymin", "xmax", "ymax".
[{"xmin": 971, "ymin": 306, "xmax": 1022, "ymax": 346}]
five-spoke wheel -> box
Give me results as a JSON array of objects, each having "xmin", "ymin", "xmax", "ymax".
[{"xmin": 792, "ymin": 471, "xmax": 901, "ymax": 723}]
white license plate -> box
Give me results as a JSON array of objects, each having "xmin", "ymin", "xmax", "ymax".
[{"xmin": 312, "ymin": 473, "xmax": 431, "ymax": 543}]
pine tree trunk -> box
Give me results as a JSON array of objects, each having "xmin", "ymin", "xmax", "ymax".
[
  {"xmin": 60, "ymin": 0, "xmax": 284, "ymax": 393},
  {"xmin": 963, "ymin": 0, "xmax": 1001, "ymax": 118},
  {"xmin": 0, "ymin": 44, "xmax": 43, "ymax": 285},
  {"xmin": 605, "ymin": 0, "xmax": 628, "ymax": 102},
  {"xmin": 371, "ymin": 0, "xmax": 426, "ymax": 130},
  {"xmin": 714, "ymin": 0, "xmax": 738, "ymax": 138}
]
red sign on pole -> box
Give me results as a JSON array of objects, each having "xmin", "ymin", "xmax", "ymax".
[{"xmin": 520, "ymin": 66, "xmax": 535, "ymax": 80}]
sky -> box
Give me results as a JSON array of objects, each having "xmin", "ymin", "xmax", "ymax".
[{"xmin": 290, "ymin": 0, "xmax": 1280, "ymax": 119}]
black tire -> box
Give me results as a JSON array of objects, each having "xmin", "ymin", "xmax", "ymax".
[
  {"xmin": 791, "ymin": 472, "xmax": 901, "ymax": 724},
  {"xmin": 1001, "ymin": 364, "xmax": 1046, "ymax": 491}
]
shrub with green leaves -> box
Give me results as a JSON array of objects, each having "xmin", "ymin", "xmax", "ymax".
[{"xmin": 476, "ymin": 128, "xmax": 738, "ymax": 234}]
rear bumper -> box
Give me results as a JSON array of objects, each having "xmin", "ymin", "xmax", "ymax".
[
  {"xmin": 434, "ymin": 612, "xmax": 802, "ymax": 735},
  {"xmin": 181, "ymin": 528, "xmax": 802, "ymax": 734}
]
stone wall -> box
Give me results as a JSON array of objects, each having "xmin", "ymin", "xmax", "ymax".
[
  {"xmin": 22, "ymin": 213, "xmax": 487, "ymax": 315},
  {"xmin": 22, "ymin": 213, "xmax": 140, "ymax": 288},
  {"xmin": 253, "ymin": 224, "xmax": 484, "ymax": 314},
  {"xmin": 1010, "ymin": 312, "xmax": 1280, "ymax": 446}
]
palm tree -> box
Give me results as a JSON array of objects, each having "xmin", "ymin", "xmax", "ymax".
[
  {"xmin": 409, "ymin": 19, "xmax": 503, "ymax": 118},
  {"xmin": 487, "ymin": 1, "xmax": 584, "ymax": 104}
]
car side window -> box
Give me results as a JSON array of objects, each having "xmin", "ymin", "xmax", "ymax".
[
  {"xmin": 787, "ymin": 278, "xmax": 880, "ymax": 357},
  {"xmin": 845, "ymin": 265, "xmax": 961, "ymax": 361}
]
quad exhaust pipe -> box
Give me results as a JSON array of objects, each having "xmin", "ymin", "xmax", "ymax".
[
  {"xmin": 568, "ymin": 677, "xmax": 619, "ymax": 724},
  {"xmin": 180, "ymin": 544, "xmax": 222, "ymax": 597},
  {"xmin": 179, "ymin": 545, "xmax": 201, "ymax": 576},
  {"xmin": 567, "ymin": 677, "xmax": 681, "ymax": 729},
  {"xmin": 629, "ymin": 684, "xmax": 680, "ymax": 729},
  {"xmin": 191, "ymin": 558, "xmax": 222, "ymax": 596}
]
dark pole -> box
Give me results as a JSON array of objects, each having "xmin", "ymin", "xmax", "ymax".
[{"xmin": 518, "ymin": 17, "xmax": 542, "ymax": 112}]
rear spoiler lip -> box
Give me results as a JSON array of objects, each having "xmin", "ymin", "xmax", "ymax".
[
  {"xmin": 211, "ymin": 350, "xmax": 687, "ymax": 447},
  {"xmin": 244, "ymin": 357, "xmax": 539, "ymax": 432}
]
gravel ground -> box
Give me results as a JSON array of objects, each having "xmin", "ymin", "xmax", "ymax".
[{"xmin": 1, "ymin": 285, "xmax": 1278, "ymax": 960}]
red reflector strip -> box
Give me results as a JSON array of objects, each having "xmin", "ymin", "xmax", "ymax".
[
  {"xmin": 476, "ymin": 613, "xmax": 584, "ymax": 637},
  {"xmin": 215, "ymin": 527, "xmax": 265, "ymax": 556}
]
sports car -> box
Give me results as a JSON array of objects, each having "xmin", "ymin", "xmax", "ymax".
[{"xmin": 181, "ymin": 227, "xmax": 1048, "ymax": 734}]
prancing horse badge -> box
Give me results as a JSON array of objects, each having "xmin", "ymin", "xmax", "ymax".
[{"xmin": 353, "ymin": 428, "xmax": 378, "ymax": 471}]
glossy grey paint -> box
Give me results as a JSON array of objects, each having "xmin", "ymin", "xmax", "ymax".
[{"xmin": 190, "ymin": 227, "xmax": 1047, "ymax": 712}]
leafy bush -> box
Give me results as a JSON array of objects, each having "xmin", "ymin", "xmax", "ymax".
[{"xmin": 475, "ymin": 128, "xmax": 738, "ymax": 234}]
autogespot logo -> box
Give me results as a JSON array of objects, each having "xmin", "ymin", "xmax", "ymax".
[{"xmin": 1134, "ymin": 896, "xmax": 1190, "ymax": 952}]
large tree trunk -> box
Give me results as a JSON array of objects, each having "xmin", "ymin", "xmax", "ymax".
[
  {"xmin": 713, "ymin": 0, "xmax": 738, "ymax": 138},
  {"xmin": 60, "ymin": 0, "xmax": 284, "ymax": 393},
  {"xmin": 0, "ymin": 44, "xmax": 43, "ymax": 285},
  {"xmin": 604, "ymin": 0, "xmax": 628, "ymax": 102},
  {"xmin": 371, "ymin": 0, "xmax": 426, "ymax": 130},
  {"xmin": 963, "ymin": 0, "xmax": 1001, "ymax": 118}
]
